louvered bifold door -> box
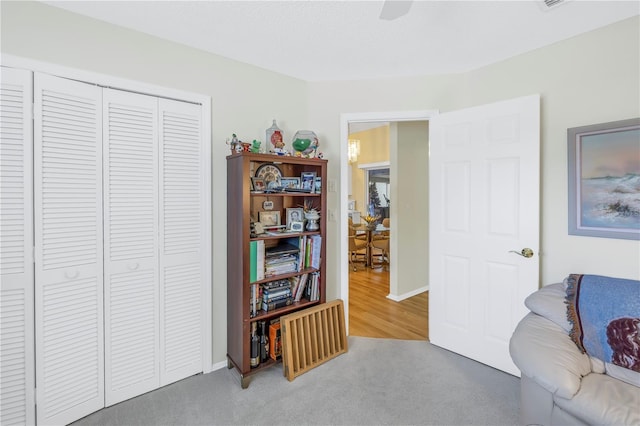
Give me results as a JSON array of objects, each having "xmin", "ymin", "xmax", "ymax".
[
  {"xmin": 103, "ymin": 89, "xmax": 160, "ymax": 406},
  {"xmin": 0, "ymin": 67, "xmax": 35, "ymax": 426},
  {"xmin": 34, "ymin": 73, "xmax": 104, "ymax": 425},
  {"xmin": 158, "ymin": 99, "xmax": 204, "ymax": 385}
]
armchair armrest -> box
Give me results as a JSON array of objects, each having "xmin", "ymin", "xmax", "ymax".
[{"xmin": 510, "ymin": 313, "xmax": 592, "ymax": 399}]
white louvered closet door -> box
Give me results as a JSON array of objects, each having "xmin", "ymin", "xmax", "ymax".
[
  {"xmin": 34, "ymin": 73, "xmax": 104, "ymax": 425},
  {"xmin": 158, "ymin": 99, "xmax": 204, "ymax": 385},
  {"xmin": 0, "ymin": 67, "xmax": 35, "ymax": 426},
  {"xmin": 103, "ymin": 89, "xmax": 160, "ymax": 406}
]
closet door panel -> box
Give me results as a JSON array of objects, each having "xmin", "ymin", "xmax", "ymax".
[
  {"xmin": 0, "ymin": 67, "xmax": 35, "ymax": 426},
  {"xmin": 158, "ymin": 99, "xmax": 203, "ymax": 384},
  {"xmin": 103, "ymin": 89, "xmax": 159, "ymax": 406},
  {"xmin": 34, "ymin": 73, "xmax": 104, "ymax": 426}
]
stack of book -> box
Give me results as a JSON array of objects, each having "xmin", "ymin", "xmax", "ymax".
[
  {"xmin": 264, "ymin": 253, "xmax": 297, "ymax": 277},
  {"xmin": 262, "ymin": 279, "xmax": 293, "ymax": 312},
  {"xmin": 264, "ymin": 240, "xmax": 299, "ymax": 277}
]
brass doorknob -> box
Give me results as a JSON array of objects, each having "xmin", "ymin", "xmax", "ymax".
[{"xmin": 509, "ymin": 248, "xmax": 534, "ymax": 258}]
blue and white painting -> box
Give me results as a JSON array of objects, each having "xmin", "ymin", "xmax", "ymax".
[{"xmin": 579, "ymin": 128, "xmax": 640, "ymax": 230}]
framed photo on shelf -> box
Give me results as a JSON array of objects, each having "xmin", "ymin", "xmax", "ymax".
[
  {"xmin": 314, "ymin": 176, "xmax": 322, "ymax": 193},
  {"xmin": 300, "ymin": 171, "xmax": 317, "ymax": 192},
  {"xmin": 567, "ymin": 118, "xmax": 640, "ymax": 240},
  {"xmin": 251, "ymin": 177, "xmax": 265, "ymax": 192},
  {"xmin": 259, "ymin": 211, "xmax": 281, "ymax": 227},
  {"xmin": 286, "ymin": 207, "xmax": 304, "ymax": 229},
  {"xmin": 290, "ymin": 221, "xmax": 304, "ymax": 232},
  {"xmin": 280, "ymin": 177, "xmax": 301, "ymax": 189}
]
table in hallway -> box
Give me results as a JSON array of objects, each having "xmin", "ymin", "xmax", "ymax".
[{"xmin": 351, "ymin": 223, "xmax": 390, "ymax": 267}]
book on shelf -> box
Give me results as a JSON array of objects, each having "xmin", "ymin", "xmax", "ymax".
[
  {"xmin": 250, "ymin": 283, "xmax": 262, "ymax": 318},
  {"xmin": 265, "ymin": 241, "xmax": 299, "ymax": 257},
  {"xmin": 262, "ymin": 278, "xmax": 290, "ymax": 290},
  {"xmin": 297, "ymin": 236, "xmax": 307, "ymax": 271},
  {"xmin": 310, "ymin": 235, "xmax": 322, "ymax": 269},
  {"xmin": 293, "ymin": 273, "xmax": 309, "ymax": 302},
  {"xmin": 269, "ymin": 320, "xmax": 282, "ymax": 361},
  {"xmin": 249, "ymin": 240, "xmax": 265, "ymax": 283},
  {"xmin": 262, "ymin": 287, "xmax": 292, "ymax": 302},
  {"xmin": 262, "ymin": 297, "xmax": 293, "ymax": 312},
  {"xmin": 305, "ymin": 271, "xmax": 320, "ymax": 301}
]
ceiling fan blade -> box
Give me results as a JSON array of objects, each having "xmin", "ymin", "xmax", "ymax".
[{"xmin": 379, "ymin": 0, "xmax": 413, "ymax": 21}]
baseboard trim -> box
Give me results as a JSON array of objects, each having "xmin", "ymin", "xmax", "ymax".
[
  {"xmin": 387, "ymin": 285, "xmax": 429, "ymax": 302},
  {"xmin": 210, "ymin": 360, "xmax": 228, "ymax": 372}
]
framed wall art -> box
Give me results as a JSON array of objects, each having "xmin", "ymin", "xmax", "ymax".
[{"xmin": 567, "ymin": 118, "xmax": 640, "ymax": 240}]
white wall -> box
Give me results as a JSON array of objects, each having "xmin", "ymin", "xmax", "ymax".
[
  {"xmin": 1, "ymin": 1, "xmax": 310, "ymax": 366},
  {"xmin": 394, "ymin": 121, "xmax": 429, "ymax": 297},
  {"xmin": 310, "ymin": 16, "xmax": 640, "ymax": 290},
  {"xmin": 3, "ymin": 1, "xmax": 638, "ymax": 367}
]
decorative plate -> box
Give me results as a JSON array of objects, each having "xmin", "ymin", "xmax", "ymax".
[{"xmin": 254, "ymin": 163, "xmax": 283, "ymax": 186}]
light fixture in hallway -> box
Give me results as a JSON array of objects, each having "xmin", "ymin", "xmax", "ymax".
[{"xmin": 348, "ymin": 138, "xmax": 360, "ymax": 163}]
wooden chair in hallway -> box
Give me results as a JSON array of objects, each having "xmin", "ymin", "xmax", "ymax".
[
  {"xmin": 371, "ymin": 218, "xmax": 390, "ymax": 270},
  {"xmin": 348, "ymin": 224, "xmax": 367, "ymax": 271}
]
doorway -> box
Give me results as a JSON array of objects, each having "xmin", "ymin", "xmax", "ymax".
[{"xmin": 341, "ymin": 112, "xmax": 436, "ymax": 339}]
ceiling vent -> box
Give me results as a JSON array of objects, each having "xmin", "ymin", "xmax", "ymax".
[{"xmin": 539, "ymin": 0, "xmax": 571, "ymax": 11}]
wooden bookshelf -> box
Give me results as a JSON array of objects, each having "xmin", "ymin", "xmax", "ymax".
[{"xmin": 226, "ymin": 152, "xmax": 327, "ymax": 388}]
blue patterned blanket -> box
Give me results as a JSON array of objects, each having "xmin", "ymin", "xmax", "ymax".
[{"xmin": 565, "ymin": 274, "xmax": 640, "ymax": 372}]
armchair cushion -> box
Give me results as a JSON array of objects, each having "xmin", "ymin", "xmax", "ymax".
[
  {"xmin": 553, "ymin": 373, "xmax": 640, "ymax": 425},
  {"xmin": 524, "ymin": 283, "xmax": 571, "ymax": 332},
  {"xmin": 510, "ymin": 312, "xmax": 592, "ymax": 399}
]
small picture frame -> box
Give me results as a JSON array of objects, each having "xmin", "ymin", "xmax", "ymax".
[
  {"xmin": 314, "ymin": 176, "xmax": 322, "ymax": 193},
  {"xmin": 280, "ymin": 177, "xmax": 301, "ymax": 189},
  {"xmin": 300, "ymin": 171, "xmax": 317, "ymax": 192},
  {"xmin": 251, "ymin": 177, "xmax": 265, "ymax": 192},
  {"xmin": 262, "ymin": 200, "xmax": 274, "ymax": 210},
  {"xmin": 259, "ymin": 211, "xmax": 281, "ymax": 227},
  {"xmin": 286, "ymin": 207, "xmax": 304, "ymax": 229},
  {"xmin": 290, "ymin": 221, "xmax": 304, "ymax": 232}
]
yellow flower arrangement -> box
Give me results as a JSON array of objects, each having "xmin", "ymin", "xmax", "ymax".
[{"xmin": 363, "ymin": 214, "xmax": 380, "ymax": 225}]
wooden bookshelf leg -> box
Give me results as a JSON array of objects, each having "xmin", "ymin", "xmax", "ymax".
[
  {"xmin": 240, "ymin": 375, "xmax": 250, "ymax": 389},
  {"xmin": 227, "ymin": 357, "xmax": 233, "ymax": 369}
]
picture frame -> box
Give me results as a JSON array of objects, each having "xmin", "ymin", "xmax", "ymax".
[
  {"xmin": 300, "ymin": 171, "xmax": 317, "ymax": 192},
  {"xmin": 251, "ymin": 177, "xmax": 265, "ymax": 192},
  {"xmin": 567, "ymin": 118, "xmax": 640, "ymax": 240},
  {"xmin": 290, "ymin": 221, "xmax": 304, "ymax": 232},
  {"xmin": 280, "ymin": 177, "xmax": 301, "ymax": 189},
  {"xmin": 314, "ymin": 176, "xmax": 322, "ymax": 193},
  {"xmin": 286, "ymin": 207, "xmax": 304, "ymax": 229},
  {"xmin": 259, "ymin": 210, "xmax": 281, "ymax": 227}
]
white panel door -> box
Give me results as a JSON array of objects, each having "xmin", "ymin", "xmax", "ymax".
[
  {"xmin": 0, "ymin": 67, "xmax": 35, "ymax": 426},
  {"xmin": 429, "ymin": 95, "xmax": 540, "ymax": 375},
  {"xmin": 158, "ymin": 99, "xmax": 203, "ymax": 385},
  {"xmin": 34, "ymin": 73, "xmax": 104, "ymax": 424},
  {"xmin": 103, "ymin": 89, "xmax": 160, "ymax": 406}
]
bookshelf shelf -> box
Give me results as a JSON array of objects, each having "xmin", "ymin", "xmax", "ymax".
[
  {"xmin": 249, "ymin": 299, "xmax": 321, "ymax": 322},
  {"xmin": 251, "ymin": 231, "xmax": 321, "ymax": 241},
  {"xmin": 226, "ymin": 152, "xmax": 327, "ymax": 388},
  {"xmin": 247, "ymin": 267, "xmax": 321, "ymax": 286}
]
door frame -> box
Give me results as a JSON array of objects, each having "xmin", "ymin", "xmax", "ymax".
[{"xmin": 339, "ymin": 110, "xmax": 438, "ymax": 332}]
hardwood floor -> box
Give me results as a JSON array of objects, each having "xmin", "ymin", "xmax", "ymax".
[{"xmin": 348, "ymin": 266, "xmax": 429, "ymax": 340}]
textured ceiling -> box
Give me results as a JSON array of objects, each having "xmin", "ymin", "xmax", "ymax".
[{"xmin": 43, "ymin": 0, "xmax": 639, "ymax": 81}]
